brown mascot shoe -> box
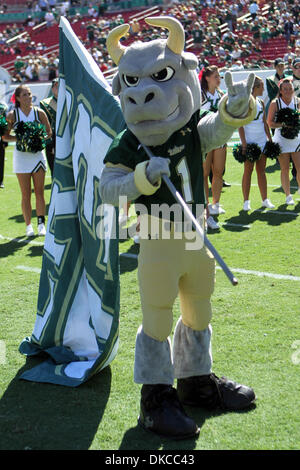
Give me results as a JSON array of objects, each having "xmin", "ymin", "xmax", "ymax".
[
  {"xmin": 138, "ymin": 384, "xmax": 200, "ymax": 440},
  {"xmin": 177, "ymin": 373, "xmax": 256, "ymax": 411}
]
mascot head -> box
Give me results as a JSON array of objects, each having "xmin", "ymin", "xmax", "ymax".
[{"xmin": 106, "ymin": 16, "xmax": 201, "ymax": 146}]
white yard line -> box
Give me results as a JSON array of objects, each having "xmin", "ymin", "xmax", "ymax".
[
  {"xmin": 228, "ymin": 181, "xmax": 299, "ymax": 190},
  {"xmin": 0, "ymin": 234, "xmax": 45, "ymax": 246},
  {"xmin": 4, "ymin": 237, "xmax": 300, "ymax": 281},
  {"xmin": 120, "ymin": 253, "xmax": 300, "ymax": 282},
  {"xmin": 216, "ymin": 266, "xmax": 300, "ymax": 282},
  {"xmin": 16, "ymin": 265, "xmax": 42, "ymax": 274}
]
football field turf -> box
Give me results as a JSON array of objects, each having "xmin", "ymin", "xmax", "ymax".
[{"xmin": 0, "ymin": 144, "xmax": 300, "ymax": 450}]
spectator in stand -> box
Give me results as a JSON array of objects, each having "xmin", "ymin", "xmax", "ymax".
[
  {"xmin": 88, "ymin": 4, "xmax": 97, "ymax": 18},
  {"xmin": 129, "ymin": 18, "xmax": 140, "ymax": 37},
  {"xmin": 39, "ymin": 0, "xmax": 49, "ymax": 12},
  {"xmin": 285, "ymin": 57, "xmax": 294, "ymax": 76},
  {"xmin": 260, "ymin": 22, "xmax": 270, "ymax": 44},
  {"xmin": 249, "ymin": 1, "xmax": 259, "ymax": 20},
  {"xmin": 24, "ymin": 59, "xmax": 35, "ymax": 81},
  {"xmin": 230, "ymin": 44, "xmax": 242, "ymax": 60},
  {"xmin": 284, "ymin": 46, "xmax": 296, "ymax": 63},
  {"xmin": 284, "ymin": 15, "xmax": 294, "ymax": 45},
  {"xmin": 230, "ymin": 59, "xmax": 244, "ymax": 71},
  {"xmin": 48, "ymin": 57, "xmax": 58, "ymax": 80},
  {"xmin": 38, "ymin": 58, "xmax": 50, "ymax": 82},
  {"xmin": 45, "ymin": 9, "xmax": 55, "ymax": 27},
  {"xmin": 294, "ymin": 48, "xmax": 300, "ymax": 60}
]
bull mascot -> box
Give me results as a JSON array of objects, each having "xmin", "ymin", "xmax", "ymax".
[{"xmin": 100, "ymin": 16, "xmax": 257, "ymax": 439}]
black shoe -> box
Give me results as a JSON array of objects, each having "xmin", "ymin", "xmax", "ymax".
[
  {"xmin": 222, "ymin": 180, "xmax": 231, "ymax": 187},
  {"xmin": 0, "ymin": 183, "xmax": 4, "ymax": 189},
  {"xmin": 138, "ymin": 384, "xmax": 200, "ymax": 440},
  {"xmin": 177, "ymin": 373, "xmax": 256, "ymax": 411}
]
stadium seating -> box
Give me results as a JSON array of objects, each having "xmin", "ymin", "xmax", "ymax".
[{"xmin": 0, "ymin": 2, "xmax": 292, "ymax": 75}]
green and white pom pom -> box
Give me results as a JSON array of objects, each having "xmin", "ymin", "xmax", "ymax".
[
  {"xmin": 276, "ymin": 108, "xmax": 300, "ymax": 139},
  {"xmin": 233, "ymin": 143, "xmax": 261, "ymax": 164},
  {"xmin": 263, "ymin": 141, "xmax": 281, "ymax": 159},
  {"xmin": 0, "ymin": 114, "xmax": 8, "ymax": 136},
  {"xmin": 15, "ymin": 121, "xmax": 47, "ymax": 153}
]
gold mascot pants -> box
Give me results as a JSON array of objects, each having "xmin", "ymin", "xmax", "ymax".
[{"xmin": 137, "ymin": 215, "xmax": 216, "ymax": 342}]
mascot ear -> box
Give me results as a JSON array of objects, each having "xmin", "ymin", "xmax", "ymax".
[
  {"xmin": 112, "ymin": 74, "xmax": 121, "ymax": 96},
  {"xmin": 182, "ymin": 52, "xmax": 199, "ymax": 70}
]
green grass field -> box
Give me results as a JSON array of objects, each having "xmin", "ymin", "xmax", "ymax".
[{"xmin": 0, "ymin": 143, "xmax": 300, "ymax": 450}]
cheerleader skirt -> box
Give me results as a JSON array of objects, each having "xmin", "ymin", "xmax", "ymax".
[
  {"xmin": 272, "ymin": 129, "xmax": 300, "ymax": 154},
  {"xmin": 244, "ymin": 128, "xmax": 267, "ymax": 153},
  {"xmin": 13, "ymin": 147, "xmax": 47, "ymax": 173}
]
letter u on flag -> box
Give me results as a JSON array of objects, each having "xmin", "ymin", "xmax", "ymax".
[{"xmin": 19, "ymin": 17, "xmax": 125, "ymax": 386}]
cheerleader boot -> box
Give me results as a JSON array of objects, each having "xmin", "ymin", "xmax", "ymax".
[{"xmin": 135, "ymin": 326, "xmax": 199, "ymax": 440}]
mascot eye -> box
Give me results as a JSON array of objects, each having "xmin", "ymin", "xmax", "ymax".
[
  {"xmin": 151, "ymin": 67, "xmax": 175, "ymax": 82},
  {"xmin": 123, "ymin": 75, "xmax": 140, "ymax": 87}
]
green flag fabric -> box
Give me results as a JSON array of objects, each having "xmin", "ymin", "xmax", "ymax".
[{"xmin": 18, "ymin": 17, "xmax": 125, "ymax": 386}]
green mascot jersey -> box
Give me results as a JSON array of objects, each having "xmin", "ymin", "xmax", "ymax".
[{"xmin": 104, "ymin": 110, "xmax": 206, "ymax": 219}]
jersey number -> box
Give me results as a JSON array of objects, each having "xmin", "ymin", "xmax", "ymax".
[{"xmin": 176, "ymin": 157, "xmax": 193, "ymax": 203}]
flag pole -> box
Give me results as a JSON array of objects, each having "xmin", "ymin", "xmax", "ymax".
[{"xmin": 141, "ymin": 144, "xmax": 238, "ymax": 286}]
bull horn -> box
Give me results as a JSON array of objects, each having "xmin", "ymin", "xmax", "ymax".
[
  {"xmin": 145, "ymin": 16, "xmax": 184, "ymax": 55},
  {"xmin": 106, "ymin": 24, "xmax": 130, "ymax": 65}
]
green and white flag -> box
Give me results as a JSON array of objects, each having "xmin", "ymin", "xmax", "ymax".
[{"xmin": 19, "ymin": 17, "xmax": 125, "ymax": 386}]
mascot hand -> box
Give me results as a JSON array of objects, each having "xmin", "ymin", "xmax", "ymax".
[
  {"xmin": 225, "ymin": 72, "xmax": 255, "ymax": 118},
  {"xmin": 146, "ymin": 157, "xmax": 170, "ymax": 185}
]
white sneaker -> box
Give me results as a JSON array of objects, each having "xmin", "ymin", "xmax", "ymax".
[
  {"xmin": 243, "ymin": 200, "xmax": 251, "ymax": 211},
  {"xmin": 37, "ymin": 223, "xmax": 46, "ymax": 236},
  {"xmin": 286, "ymin": 194, "xmax": 295, "ymax": 205},
  {"xmin": 26, "ymin": 224, "xmax": 34, "ymax": 237},
  {"xmin": 133, "ymin": 234, "xmax": 140, "ymax": 244},
  {"xmin": 208, "ymin": 203, "xmax": 225, "ymax": 215},
  {"xmin": 262, "ymin": 198, "xmax": 275, "ymax": 209},
  {"xmin": 206, "ymin": 216, "xmax": 220, "ymax": 230}
]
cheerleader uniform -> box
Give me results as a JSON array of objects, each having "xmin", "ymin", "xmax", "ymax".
[
  {"xmin": 201, "ymin": 89, "xmax": 223, "ymax": 113},
  {"xmin": 13, "ymin": 107, "xmax": 47, "ymax": 174},
  {"xmin": 243, "ymin": 98, "xmax": 267, "ymax": 152},
  {"xmin": 201, "ymin": 89, "xmax": 225, "ymax": 151},
  {"xmin": 272, "ymin": 97, "xmax": 300, "ymax": 154}
]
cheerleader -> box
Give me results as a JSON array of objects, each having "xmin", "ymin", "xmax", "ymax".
[
  {"xmin": 267, "ymin": 78, "xmax": 300, "ymax": 205},
  {"xmin": 200, "ymin": 66, "xmax": 226, "ymax": 230},
  {"xmin": 3, "ymin": 85, "xmax": 52, "ymax": 236},
  {"xmin": 238, "ymin": 76, "xmax": 275, "ymax": 211}
]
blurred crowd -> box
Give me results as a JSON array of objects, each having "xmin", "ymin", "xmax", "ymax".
[{"xmin": 0, "ymin": 0, "xmax": 300, "ymax": 82}]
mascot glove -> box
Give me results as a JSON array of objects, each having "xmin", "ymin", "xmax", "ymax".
[
  {"xmin": 146, "ymin": 157, "xmax": 171, "ymax": 185},
  {"xmin": 220, "ymin": 72, "xmax": 257, "ymax": 126},
  {"xmin": 134, "ymin": 158, "xmax": 170, "ymax": 196}
]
